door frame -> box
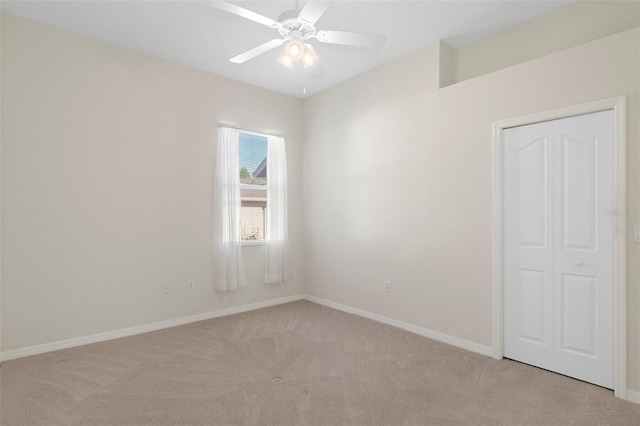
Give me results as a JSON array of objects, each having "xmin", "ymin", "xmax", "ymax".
[{"xmin": 492, "ymin": 96, "xmax": 627, "ymax": 399}]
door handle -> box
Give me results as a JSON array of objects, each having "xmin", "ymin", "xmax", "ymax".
[{"xmin": 574, "ymin": 261, "xmax": 584, "ymax": 267}]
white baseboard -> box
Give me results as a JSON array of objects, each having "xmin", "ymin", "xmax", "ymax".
[
  {"xmin": 2, "ymin": 292, "xmax": 635, "ymax": 405},
  {"xmin": 302, "ymin": 295, "xmax": 494, "ymax": 357},
  {"xmin": 627, "ymin": 389, "xmax": 640, "ymax": 405},
  {"xmin": 0, "ymin": 294, "xmax": 304, "ymax": 362},
  {"xmin": 0, "ymin": 293, "xmax": 494, "ymax": 362}
]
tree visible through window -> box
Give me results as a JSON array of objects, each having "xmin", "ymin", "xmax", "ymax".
[{"xmin": 239, "ymin": 132, "xmax": 267, "ymax": 241}]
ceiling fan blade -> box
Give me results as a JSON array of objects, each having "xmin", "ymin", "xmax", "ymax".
[
  {"xmin": 316, "ymin": 30, "xmax": 386, "ymax": 49},
  {"xmin": 298, "ymin": 1, "xmax": 330, "ymax": 25},
  {"xmin": 208, "ymin": 0, "xmax": 281, "ymax": 29},
  {"xmin": 309, "ymin": 62, "xmax": 326, "ymax": 79},
  {"xmin": 230, "ymin": 39, "xmax": 285, "ymax": 64}
]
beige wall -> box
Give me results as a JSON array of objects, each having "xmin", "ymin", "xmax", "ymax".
[
  {"xmin": 302, "ymin": 28, "xmax": 640, "ymax": 391},
  {"xmin": 0, "ymin": 14, "xmax": 304, "ymax": 352},
  {"xmin": 454, "ymin": 0, "xmax": 640, "ymax": 83}
]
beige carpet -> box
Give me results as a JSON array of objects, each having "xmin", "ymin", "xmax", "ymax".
[{"xmin": 1, "ymin": 300, "xmax": 639, "ymax": 425}]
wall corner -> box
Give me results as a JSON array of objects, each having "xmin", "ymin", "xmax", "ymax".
[{"xmin": 438, "ymin": 40, "xmax": 456, "ymax": 89}]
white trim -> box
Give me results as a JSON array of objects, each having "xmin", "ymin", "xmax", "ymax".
[
  {"xmin": 492, "ymin": 96, "xmax": 627, "ymax": 399},
  {"xmin": 5, "ymin": 288, "xmax": 632, "ymax": 401},
  {"xmin": 303, "ymin": 295, "xmax": 494, "ymax": 357},
  {"xmin": 0, "ymin": 293, "xmax": 495, "ymax": 362},
  {"xmin": 1, "ymin": 284, "xmax": 635, "ymax": 403},
  {"xmin": 242, "ymin": 240, "xmax": 266, "ymax": 246},
  {"xmin": 0, "ymin": 294, "xmax": 304, "ymax": 362},
  {"xmin": 627, "ymin": 390, "xmax": 640, "ymax": 405}
]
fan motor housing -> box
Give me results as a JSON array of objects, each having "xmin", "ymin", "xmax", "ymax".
[{"xmin": 278, "ymin": 9, "xmax": 315, "ymax": 39}]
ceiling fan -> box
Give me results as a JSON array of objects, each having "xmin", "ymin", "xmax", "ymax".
[{"xmin": 208, "ymin": 0, "xmax": 387, "ymax": 78}]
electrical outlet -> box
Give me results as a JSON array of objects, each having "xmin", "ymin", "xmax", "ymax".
[
  {"xmin": 162, "ymin": 284, "xmax": 170, "ymax": 295},
  {"xmin": 634, "ymin": 225, "xmax": 640, "ymax": 243},
  {"xmin": 188, "ymin": 279, "xmax": 195, "ymax": 291},
  {"xmin": 384, "ymin": 281, "xmax": 391, "ymax": 293}
]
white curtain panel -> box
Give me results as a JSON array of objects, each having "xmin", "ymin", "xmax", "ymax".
[
  {"xmin": 213, "ymin": 127, "xmax": 247, "ymax": 291},
  {"xmin": 265, "ymin": 135, "xmax": 289, "ymax": 284}
]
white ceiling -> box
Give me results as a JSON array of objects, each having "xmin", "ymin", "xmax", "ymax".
[{"xmin": 1, "ymin": 1, "xmax": 569, "ymax": 98}]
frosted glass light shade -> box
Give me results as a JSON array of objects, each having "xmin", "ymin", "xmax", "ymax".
[
  {"xmin": 285, "ymin": 39, "xmax": 304, "ymax": 61},
  {"xmin": 303, "ymin": 44, "xmax": 318, "ymax": 69},
  {"xmin": 278, "ymin": 52, "xmax": 294, "ymax": 69}
]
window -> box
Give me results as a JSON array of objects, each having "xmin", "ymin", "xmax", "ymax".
[
  {"xmin": 214, "ymin": 126, "xmax": 288, "ymax": 289},
  {"xmin": 239, "ymin": 132, "xmax": 268, "ymax": 241}
]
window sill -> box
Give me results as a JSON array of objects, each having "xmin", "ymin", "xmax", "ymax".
[{"xmin": 242, "ymin": 240, "xmax": 266, "ymax": 247}]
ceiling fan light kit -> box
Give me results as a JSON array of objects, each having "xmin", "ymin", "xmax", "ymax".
[
  {"xmin": 278, "ymin": 39, "xmax": 318, "ymax": 70},
  {"xmin": 208, "ymin": 0, "xmax": 386, "ymax": 79}
]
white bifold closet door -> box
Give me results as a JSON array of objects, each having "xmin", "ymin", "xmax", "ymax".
[{"xmin": 503, "ymin": 110, "xmax": 614, "ymax": 389}]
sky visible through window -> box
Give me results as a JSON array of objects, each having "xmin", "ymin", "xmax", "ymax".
[{"xmin": 239, "ymin": 133, "xmax": 267, "ymax": 185}]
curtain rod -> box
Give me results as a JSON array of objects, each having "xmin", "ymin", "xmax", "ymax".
[{"xmin": 218, "ymin": 124, "xmax": 283, "ymax": 138}]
